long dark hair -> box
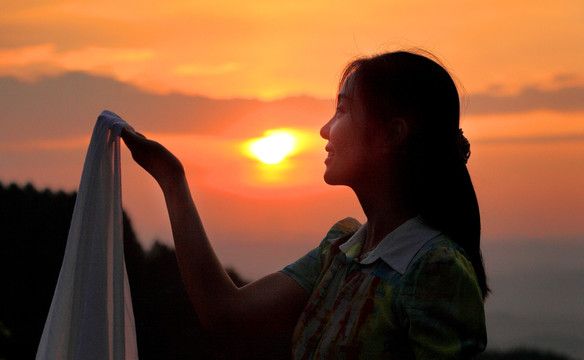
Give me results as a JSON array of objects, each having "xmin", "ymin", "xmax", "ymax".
[{"xmin": 341, "ymin": 51, "xmax": 489, "ymax": 298}]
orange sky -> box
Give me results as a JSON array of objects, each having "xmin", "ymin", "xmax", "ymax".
[
  {"xmin": 1, "ymin": 0, "xmax": 584, "ymax": 279},
  {"xmin": 2, "ymin": 0, "xmax": 583, "ymax": 98}
]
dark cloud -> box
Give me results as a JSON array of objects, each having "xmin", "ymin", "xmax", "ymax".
[
  {"xmin": 2, "ymin": 71, "xmax": 583, "ymax": 144},
  {"xmin": 0, "ymin": 72, "xmax": 332, "ymax": 142},
  {"xmin": 475, "ymin": 133, "xmax": 584, "ymax": 145},
  {"xmin": 467, "ymin": 85, "xmax": 584, "ymax": 114}
]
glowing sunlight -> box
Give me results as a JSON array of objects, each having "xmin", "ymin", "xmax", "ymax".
[{"xmin": 246, "ymin": 130, "xmax": 297, "ymax": 165}]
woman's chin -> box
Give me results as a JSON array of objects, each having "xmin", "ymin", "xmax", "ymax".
[
  {"xmin": 323, "ymin": 170, "xmax": 343, "ymax": 186},
  {"xmin": 323, "ymin": 172, "xmax": 333, "ymax": 185}
]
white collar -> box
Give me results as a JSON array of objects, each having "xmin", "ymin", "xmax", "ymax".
[{"xmin": 338, "ymin": 217, "xmax": 441, "ymax": 274}]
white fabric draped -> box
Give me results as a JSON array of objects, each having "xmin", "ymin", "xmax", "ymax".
[{"xmin": 36, "ymin": 111, "xmax": 138, "ymax": 360}]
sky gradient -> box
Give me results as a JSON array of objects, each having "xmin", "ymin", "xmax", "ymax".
[
  {"xmin": 2, "ymin": 0, "xmax": 583, "ymax": 99},
  {"xmin": 1, "ymin": 1, "xmax": 583, "ymax": 357}
]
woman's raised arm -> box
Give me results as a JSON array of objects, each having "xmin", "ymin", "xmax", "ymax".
[{"xmin": 121, "ymin": 128, "xmax": 308, "ymax": 336}]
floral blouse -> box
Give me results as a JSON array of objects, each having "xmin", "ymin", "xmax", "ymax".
[{"xmin": 281, "ymin": 217, "xmax": 487, "ymax": 359}]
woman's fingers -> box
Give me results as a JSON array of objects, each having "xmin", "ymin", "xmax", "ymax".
[
  {"xmin": 121, "ymin": 127, "xmax": 144, "ymax": 149},
  {"xmin": 121, "ymin": 128, "xmax": 156, "ymax": 162},
  {"xmin": 120, "ymin": 126, "xmax": 185, "ymax": 186}
]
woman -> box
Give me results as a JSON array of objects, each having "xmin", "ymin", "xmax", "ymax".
[{"xmin": 122, "ymin": 50, "xmax": 488, "ymax": 359}]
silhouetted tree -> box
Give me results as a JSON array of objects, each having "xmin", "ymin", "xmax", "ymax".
[
  {"xmin": 0, "ymin": 182, "xmax": 248, "ymax": 359},
  {"xmin": 0, "ymin": 182, "xmax": 75, "ymax": 359}
]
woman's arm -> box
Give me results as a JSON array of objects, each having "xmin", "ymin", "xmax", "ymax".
[{"xmin": 121, "ymin": 128, "xmax": 308, "ymax": 335}]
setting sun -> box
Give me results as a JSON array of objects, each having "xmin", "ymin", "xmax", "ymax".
[{"xmin": 247, "ymin": 130, "xmax": 297, "ymax": 164}]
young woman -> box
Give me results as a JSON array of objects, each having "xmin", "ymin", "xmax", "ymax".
[{"xmin": 122, "ymin": 50, "xmax": 488, "ymax": 359}]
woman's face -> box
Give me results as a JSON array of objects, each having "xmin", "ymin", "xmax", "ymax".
[{"xmin": 320, "ymin": 75, "xmax": 388, "ymax": 189}]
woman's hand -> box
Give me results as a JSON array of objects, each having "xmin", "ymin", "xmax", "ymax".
[{"xmin": 121, "ymin": 128, "xmax": 185, "ymax": 188}]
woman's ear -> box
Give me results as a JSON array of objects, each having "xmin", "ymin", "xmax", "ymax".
[{"xmin": 383, "ymin": 117, "xmax": 409, "ymax": 151}]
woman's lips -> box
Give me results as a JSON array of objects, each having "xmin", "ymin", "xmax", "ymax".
[
  {"xmin": 324, "ymin": 146, "xmax": 334, "ymax": 163},
  {"xmin": 325, "ymin": 145, "xmax": 334, "ymax": 156}
]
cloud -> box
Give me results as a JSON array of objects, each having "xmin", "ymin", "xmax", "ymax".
[
  {"xmin": 468, "ymin": 85, "xmax": 584, "ymax": 114},
  {"xmin": 174, "ymin": 62, "xmax": 240, "ymax": 76},
  {"xmin": 2, "ymin": 0, "xmax": 584, "ymax": 100},
  {"xmin": 0, "ymin": 44, "xmax": 154, "ymax": 80},
  {"xmin": 3, "ymin": 70, "xmax": 584, "ymax": 148},
  {"xmin": 0, "ymin": 71, "xmax": 332, "ymax": 142},
  {"xmin": 0, "ymin": 44, "xmax": 55, "ymax": 66},
  {"xmin": 0, "ymin": 13, "xmax": 146, "ymax": 52},
  {"xmin": 0, "ymin": 137, "xmax": 89, "ymax": 151},
  {"xmin": 474, "ymin": 133, "xmax": 584, "ymax": 145}
]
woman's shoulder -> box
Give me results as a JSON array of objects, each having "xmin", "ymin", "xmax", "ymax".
[
  {"xmin": 323, "ymin": 217, "xmax": 362, "ymax": 243},
  {"xmin": 310, "ymin": 217, "xmax": 362, "ymax": 261},
  {"xmin": 315, "ymin": 217, "xmax": 362, "ymax": 251}
]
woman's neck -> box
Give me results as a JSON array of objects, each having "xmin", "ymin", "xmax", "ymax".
[{"xmin": 355, "ymin": 182, "xmax": 414, "ymax": 255}]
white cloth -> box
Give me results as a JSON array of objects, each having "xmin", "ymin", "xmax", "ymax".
[{"xmin": 36, "ymin": 111, "xmax": 138, "ymax": 360}]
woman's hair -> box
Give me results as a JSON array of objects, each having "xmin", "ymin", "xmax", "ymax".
[{"xmin": 341, "ymin": 50, "xmax": 489, "ymax": 298}]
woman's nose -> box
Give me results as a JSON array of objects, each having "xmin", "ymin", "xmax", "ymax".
[{"xmin": 320, "ymin": 119, "xmax": 331, "ymax": 139}]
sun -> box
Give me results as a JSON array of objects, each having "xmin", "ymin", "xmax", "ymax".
[{"xmin": 248, "ymin": 130, "xmax": 297, "ymax": 164}]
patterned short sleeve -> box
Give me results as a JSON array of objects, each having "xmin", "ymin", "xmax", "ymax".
[{"xmin": 280, "ymin": 217, "xmax": 361, "ymax": 294}]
